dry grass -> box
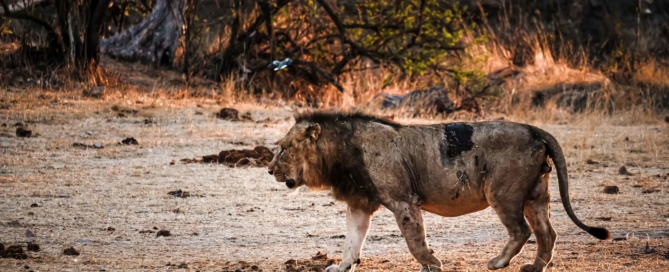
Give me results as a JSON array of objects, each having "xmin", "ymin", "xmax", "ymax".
[{"xmin": 1, "ymin": 88, "xmax": 668, "ymax": 271}]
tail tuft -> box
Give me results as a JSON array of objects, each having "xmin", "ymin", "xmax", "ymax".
[{"xmin": 587, "ymin": 227, "xmax": 611, "ymax": 240}]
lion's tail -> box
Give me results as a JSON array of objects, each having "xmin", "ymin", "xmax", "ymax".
[{"xmin": 535, "ymin": 127, "xmax": 610, "ymax": 240}]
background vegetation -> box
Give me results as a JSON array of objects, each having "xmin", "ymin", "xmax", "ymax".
[{"xmin": 1, "ymin": 0, "xmax": 668, "ymax": 116}]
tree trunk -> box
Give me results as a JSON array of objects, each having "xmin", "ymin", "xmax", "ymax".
[
  {"xmin": 86, "ymin": 0, "xmax": 112, "ymax": 66},
  {"xmin": 100, "ymin": 0, "xmax": 186, "ymax": 67}
]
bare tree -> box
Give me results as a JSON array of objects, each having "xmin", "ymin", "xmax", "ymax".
[{"xmin": 101, "ymin": 0, "xmax": 186, "ymax": 67}]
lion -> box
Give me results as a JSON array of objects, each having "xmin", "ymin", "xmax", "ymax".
[{"xmin": 268, "ymin": 111, "xmax": 610, "ymax": 272}]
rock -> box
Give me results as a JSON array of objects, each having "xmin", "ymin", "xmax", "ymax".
[
  {"xmin": 25, "ymin": 229, "xmax": 34, "ymax": 238},
  {"xmin": 530, "ymin": 82, "xmax": 611, "ymax": 113},
  {"xmin": 603, "ymin": 186, "xmax": 620, "ymax": 194},
  {"xmin": 27, "ymin": 242, "xmax": 39, "ymax": 252},
  {"xmin": 201, "ymin": 154, "xmax": 220, "ymax": 163},
  {"xmin": 63, "ymin": 247, "xmax": 80, "ymax": 256},
  {"xmin": 120, "ymin": 137, "xmax": 138, "ymax": 145},
  {"xmin": 16, "ymin": 127, "xmax": 32, "ymax": 138},
  {"xmin": 73, "ymin": 142, "xmax": 104, "ymax": 149},
  {"xmin": 110, "ymin": 105, "xmax": 138, "ymax": 114},
  {"xmin": 217, "ymin": 108, "xmax": 239, "ymax": 120},
  {"xmin": 218, "ymin": 146, "xmax": 274, "ymax": 167},
  {"xmin": 0, "ymin": 245, "xmax": 27, "ymax": 259},
  {"xmin": 168, "ymin": 189, "xmax": 190, "ymax": 198},
  {"xmin": 83, "ymin": 86, "xmax": 105, "ymax": 98},
  {"xmin": 585, "ymin": 159, "xmax": 599, "ymax": 165},
  {"xmin": 30, "ymin": 203, "xmax": 39, "ymax": 208},
  {"xmin": 156, "ymin": 230, "xmax": 171, "ymax": 237},
  {"xmin": 183, "ymin": 146, "xmax": 274, "ymax": 168},
  {"xmin": 642, "ymin": 188, "xmax": 660, "ymax": 194},
  {"xmin": 372, "ymin": 86, "xmax": 455, "ymax": 115},
  {"xmin": 618, "ymin": 166, "xmax": 632, "ymax": 175}
]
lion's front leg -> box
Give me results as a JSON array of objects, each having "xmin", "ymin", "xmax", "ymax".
[
  {"xmin": 390, "ymin": 202, "xmax": 442, "ymax": 272},
  {"xmin": 325, "ymin": 206, "xmax": 373, "ymax": 272}
]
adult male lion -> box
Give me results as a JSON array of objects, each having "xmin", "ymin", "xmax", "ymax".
[{"xmin": 268, "ymin": 111, "xmax": 609, "ymax": 272}]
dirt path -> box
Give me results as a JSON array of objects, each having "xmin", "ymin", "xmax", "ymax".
[{"xmin": 1, "ymin": 100, "xmax": 668, "ymax": 271}]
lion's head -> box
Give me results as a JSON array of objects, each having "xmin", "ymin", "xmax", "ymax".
[{"xmin": 267, "ymin": 121, "xmax": 322, "ymax": 189}]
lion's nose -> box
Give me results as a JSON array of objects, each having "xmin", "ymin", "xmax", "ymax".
[{"xmin": 268, "ymin": 170, "xmax": 274, "ymax": 175}]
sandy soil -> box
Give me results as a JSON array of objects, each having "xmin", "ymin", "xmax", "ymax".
[{"xmin": 0, "ymin": 98, "xmax": 668, "ymax": 272}]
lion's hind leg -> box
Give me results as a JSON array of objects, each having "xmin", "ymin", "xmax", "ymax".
[
  {"xmin": 486, "ymin": 196, "xmax": 532, "ymax": 270},
  {"xmin": 521, "ymin": 173, "xmax": 557, "ymax": 272}
]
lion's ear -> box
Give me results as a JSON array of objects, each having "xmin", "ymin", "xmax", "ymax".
[{"xmin": 307, "ymin": 123, "xmax": 321, "ymax": 141}]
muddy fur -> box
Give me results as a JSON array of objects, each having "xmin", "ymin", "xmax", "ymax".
[{"xmin": 269, "ymin": 110, "xmax": 610, "ymax": 272}]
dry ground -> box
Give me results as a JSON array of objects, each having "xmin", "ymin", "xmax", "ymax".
[{"xmin": 0, "ymin": 94, "xmax": 668, "ymax": 272}]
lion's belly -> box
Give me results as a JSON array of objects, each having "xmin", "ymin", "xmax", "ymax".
[{"xmin": 420, "ymin": 200, "xmax": 489, "ymax": 217}]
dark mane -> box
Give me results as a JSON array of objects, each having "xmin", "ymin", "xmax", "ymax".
[
  {"xmin": 294, "ymin": 110, "xmax": 402, "ymax": 130},
  {"xmin": 295, "ymin": 110, "xmax": 392, "ymax": 213}
]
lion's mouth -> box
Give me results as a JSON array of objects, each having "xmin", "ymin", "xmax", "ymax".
[{"xmin": 273, "ymin": 170, "xmax": 301, "ymax": 189}]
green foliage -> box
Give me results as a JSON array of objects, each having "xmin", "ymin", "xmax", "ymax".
[{"xmin": 344, "ymin": 0, "xmax": 470, "ymax": 77}]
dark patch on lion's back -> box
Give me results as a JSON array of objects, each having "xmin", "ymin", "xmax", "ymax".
[
  {"xmin": 295, "ymin": 111, "xmax": 402, "ymax": 130},
  {"xmin": 439, "ymin": 123, "xmax": 474, "ymax": 167},
  {"xmin": 524, "ymin": 124, "xmax": 545, "ymax": 142}
]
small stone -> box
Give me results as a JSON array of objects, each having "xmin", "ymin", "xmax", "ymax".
[
  {"xmin": 16, "ymin": 127, "xmax": 32, "ymax": 138},
  {"xmin": 27, "ymin": 242, "xmax": 39, "ymax": 252},
  {"xmin": 168, "ymin": 189, "xmax": 190, "ymax": 198},
  {"xmin": 156, "ymin": 230, "xmax": 171, "ymax": 237},
  {"xmin": 217, "ymin": 108, "xmax": 239, "ymax": 120},
  {"xmin": 30, "ymin": 203, "xmax": 39, "ymax": 208},
  {"xmin": 83, "ymin": 86, "xmax": 105, "ymax": 98},
  {"xmin": 25, "ymin": 229, "xmax": 35, "ymax": 238},
  {"xmin": 603, "ymin": 186, "xmax": 620, "ymax": 194},
  {"xmin": 63, "ymin": 247, "xmax": 80, "ymax": 256},
  {"xmin": 618, "ymin": 166, "xmax": 632, "ymax": 175},
  {"xmin": 121, "ymin": 137, "xmax": 138, "ymax": 145}
]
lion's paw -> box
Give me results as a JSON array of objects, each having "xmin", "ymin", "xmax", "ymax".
[
  {"xmin": 520, "ymin": 264, "xmax": 544, "ymax": 272},
  {"xmin": 420, "ymin": 265, "xmax": 443, "ymax": 272},
  {"xmin": 487, "ymin": 257, "xmax": 510, "ymax": 270},
  {"xmin": 325, "ymin": 264, "xmax": 353, "ymax": 272}
]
